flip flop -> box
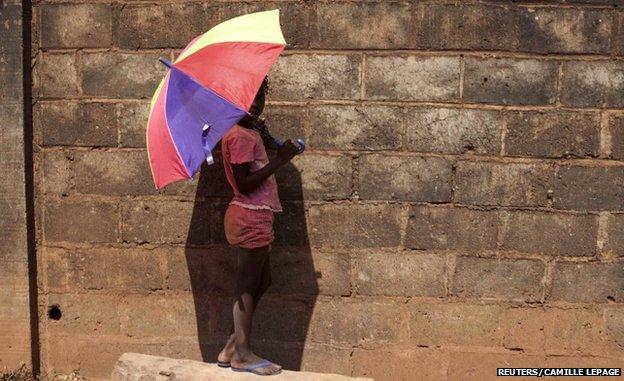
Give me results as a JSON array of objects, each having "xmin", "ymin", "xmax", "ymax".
[
  {"xmin": 231, "ymin": 359, "xmax": 282, "ymax": 376},
  {"xmin": 217, "ymin": 360, "xmax": 231, "ymax": 368}
]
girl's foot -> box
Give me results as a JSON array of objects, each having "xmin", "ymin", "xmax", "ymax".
[
  {"xmin": 231, "ymin": 350, "xmax": 282, "ymax": 376},
  {"xmin": 217, "ymin": 334, "xmax": 236, "ymax": 366}
]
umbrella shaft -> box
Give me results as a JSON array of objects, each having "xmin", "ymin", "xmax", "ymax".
[{"xmin": 159, "ymin": 57, "xmax": 172, "ymax": 68}]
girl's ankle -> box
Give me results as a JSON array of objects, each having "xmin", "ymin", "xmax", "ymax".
[{"xmin": 234, "ymin": 344, "xmax": 252, "ymax": 359}]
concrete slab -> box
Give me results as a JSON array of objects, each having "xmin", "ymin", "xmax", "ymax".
[{"xmin": 111, "ymin": 353, "xmax": 373, "ymax": 381}]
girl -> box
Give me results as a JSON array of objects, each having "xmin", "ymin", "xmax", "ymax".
[{"xmin": 216, "ymin": 77, "xmax": 300, "ymax": 376}]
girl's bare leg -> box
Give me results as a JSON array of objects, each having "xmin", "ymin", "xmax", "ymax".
[{"xmin": 218, "ymin": 246, "xmax": 280, "ymax": 375}]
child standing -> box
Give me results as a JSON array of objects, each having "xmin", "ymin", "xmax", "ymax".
[{"xmin": 216, "ymin": 77, "xmax": 300, "ymax": 376}]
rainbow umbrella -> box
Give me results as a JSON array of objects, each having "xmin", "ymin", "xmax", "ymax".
[{"xmin": 147, "ymin": 9, "xmax": 287, "ymax": 189}]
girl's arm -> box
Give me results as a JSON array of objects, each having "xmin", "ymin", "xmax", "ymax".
[{"xmin": 233, "ymin": 139, "xmax": 299, "ymax": 194}]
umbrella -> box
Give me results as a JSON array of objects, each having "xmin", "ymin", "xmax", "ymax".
[{"xmin": 146, "ymin": 9, "xmax": 302, "ymax": 189}]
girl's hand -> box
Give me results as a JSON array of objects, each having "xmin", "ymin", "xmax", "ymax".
[{"xmin": 277, "ymin": 139, "xmax": 299, "ymax": 164}]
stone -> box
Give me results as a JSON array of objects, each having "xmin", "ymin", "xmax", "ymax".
[
  {"xmin": 308, "ymin": 105, "xmax": 403, "ymax": 150},
  {"xmin": 37, "ymin": 53, "xmax": 79, "ymax": 98},
  {"xmin": 552, "ymin": 165, "xmax": 624, "ymax": 211},
  {"xmin": 38, "ymin": 102, "xmax": 118, "ymax": 147},
  {"xmin": 310, "ymin": 300, "xmax": 405, "ymax": 345},
  {"xmin": 269, "ymin": 54, "xmax": 360, "ymax": 100},
  {"xmin": 311, "ymin": 2, "xmax": 412, "ymax": 49},
  {"xmin": 407, "ymin": 107, "xmax": 502, "ymax": 155},
  {"xmin": 449, "ymin": 352, "xmax": 546, "ymax": 381},
  {"xmin": 40, "ymin": 150, "xmax": 73, "ymax": 195},
  {"xmin": 73, "ymin": 150, "xmax": 158, "ymax": 196},
  {"xmin": 119, "ymin": 295, "xmax": 199, "ymax": 338},
  {"xmin": 162, "ymin": 157, "xmax": 231, "ymax": 199},
  {"xmin": 272, "ymin": 201, "xmax": 309, "ymax": 246},
  {"xmin": 111, "ymin": 353, "xmax": 372, "ymax": 381},
  {"xmin": 453, "ymin": 257, "xmax": 545, "ymax": 301},
  {"xmin": 166, "ymin": 246, "xmax": 236, "ymax": 293},
  {"xmin": 519, "ymin": 7, "xmax": 611, "ymax": 54},
  {"xmin": 405, "ymin": 206, "xmax": 500, "ymax": 251},
  {"xmin": 270, "ymin": 247, "xmax": 350, "ymax": 296},
  {"xmin": 415, "ymin": 4, "xmax": 514, "ymax": 51},
  {"xmin": 505, "ymin": 111, "xmax": 600, "ymax": 158},
  {"xmin": 501, "ymin": 307, "xmax": 547, "ymax": 351},
  {"xmin": 352, "ymin": 348, "xmax": 448, "ymax": 381},
  {"xmin": 464, "ymin": 58, "xmax": 558, "ymax": 105},
  {"xmin": 118, "ymin": 3, "xmax": 220, "ymax": 49},
  {"xmin": 45, "ymin": 247, "xmax": 165, "ymax": 291},
  {"xmin": 561, "ymin": 61, "xmax": 624, "ymax": 108},
  {"xmin": 81, "ymin": 52, "xmax": 164, "ymax": 99},
  {"xmin": 358, "ymin": 154, "xmax": 453, "ymax": 202},
  {"xmin": 543, "ymin": 308, "xmax": 605, "ymax": 354},
  {"xmin": 41, "ymin": 3, "xmax": 112, "ymax": 48},
  {"xmin": 503, "ymin": 211, "xmax": 597, "ymax": 256},
  {"xmin": 299, "ymin": 344, "xmax": 352, "ymax": 375},
  {"xmin": 550, "ymin": 262, "xmax": 624, "ymax": 303},
  {"xmin": 355, "ymin": 251, "xmax": 446, "ymax": 297},
  {"xmin": 607, "ymin": 114, "xmax": 624, "ymax": 160},
  {"xmin": 208, "ymin": 201, "xmax": 229, "ymax": 245},
  {"xmin": 605, "ymin": 307, "xmax": 624, "ymax": 350},
  {"xmin": 275, "ymin": 154, "xmax": 352, "ymax": 201},
  {"xmin": 308, "ymin": 203, "xmax": 403, "ymax": 248},
  {"xmin": 410, "ymin": 302, "xmax": 503, "ymax": 347},
  {"xmin": 366, "ymin": 55, "xmax": 460, "ymax": 101},
  {"xmin": 249, "ymin": 297, "xmax": 309, "ymax": 342},
  {"xmin": 603, "ymin": 214, "xmax": 624, "ymax": 257},
  {"xmin": 118, "ymin": 102, "xmax": 150, "ymax": 148},
  {"xmin": 454, "ymin": 161, "xmax": 553, "ymax": 207},
  {"xmin": 46, "ymin": 339, "xmax": 164, "ymax": 379},
  {"xmin": 45, "ymin": 293, "xmax": 122, "ymax": 335},
  {"xmin": 122, "ymin": 201, "xmax": 209, "ymax": 244},
  {"xmin": 262, "ymin": 106, "xmax": 306, "ymax": 146},
  {"xmin": 219, "ymin": 2, "xmax": 310, "ymax": 49},
  {"xmin": 44, "ymin": 200, "xmax": 118, "ymax": 243}
]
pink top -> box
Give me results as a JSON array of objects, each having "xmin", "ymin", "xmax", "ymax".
[{"xmin": 221, "ymin": 125, "xmax": 283, "ymax": 212}]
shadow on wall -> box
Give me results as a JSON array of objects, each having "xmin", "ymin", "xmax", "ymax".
[{"xmin": 184, "ymin": 150, "xmax": 318, "ymax": 370}]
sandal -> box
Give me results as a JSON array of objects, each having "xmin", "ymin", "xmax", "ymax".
[{"xmin": 231, "ymin": 359, "xmax": 282, "ymax": 376}]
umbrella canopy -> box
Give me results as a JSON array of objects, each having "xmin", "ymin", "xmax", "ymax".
[{"xmin": 147, "ymin": 9, "xmax": 286, "ymax": 189}]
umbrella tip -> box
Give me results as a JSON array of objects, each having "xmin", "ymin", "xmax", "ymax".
[{"xmin": 158, "ymin": 57, "xmax": 172, "ymax": 69}]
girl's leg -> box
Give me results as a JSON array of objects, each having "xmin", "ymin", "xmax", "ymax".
[
  {"xmin": 233, "ymin": 246, "xmax": 267, "ymax": 348},
  {"xmin": 230, "ymin": 245, "xmax": 281, "ymax": 375},
  {"xmin": 218, "ymin": 247, "xmax": 273, "ymax": 365},
  {"xmin": 219, "ymin": 245, "xmax": 280, "ymax": 374},
  {"xmin": 253, "ymin": 252, "xmax": 272, "ymax": 306},
  {"xmin": 228, "ymin": 247, "xmax": 272, "ymax": 330},
  {"xmin": 218, "ymin": 246, "xmax": 265, "ymax": 365}
]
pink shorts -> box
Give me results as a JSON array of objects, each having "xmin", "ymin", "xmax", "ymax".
[{"xmin": 224, "ymin": 203, "xmax": 275, "ymax": 249}]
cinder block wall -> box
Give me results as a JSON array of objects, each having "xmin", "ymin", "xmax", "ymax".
[{"xmin": 31, "ymin": 1, "xmax": 624, "ymax": 380}]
